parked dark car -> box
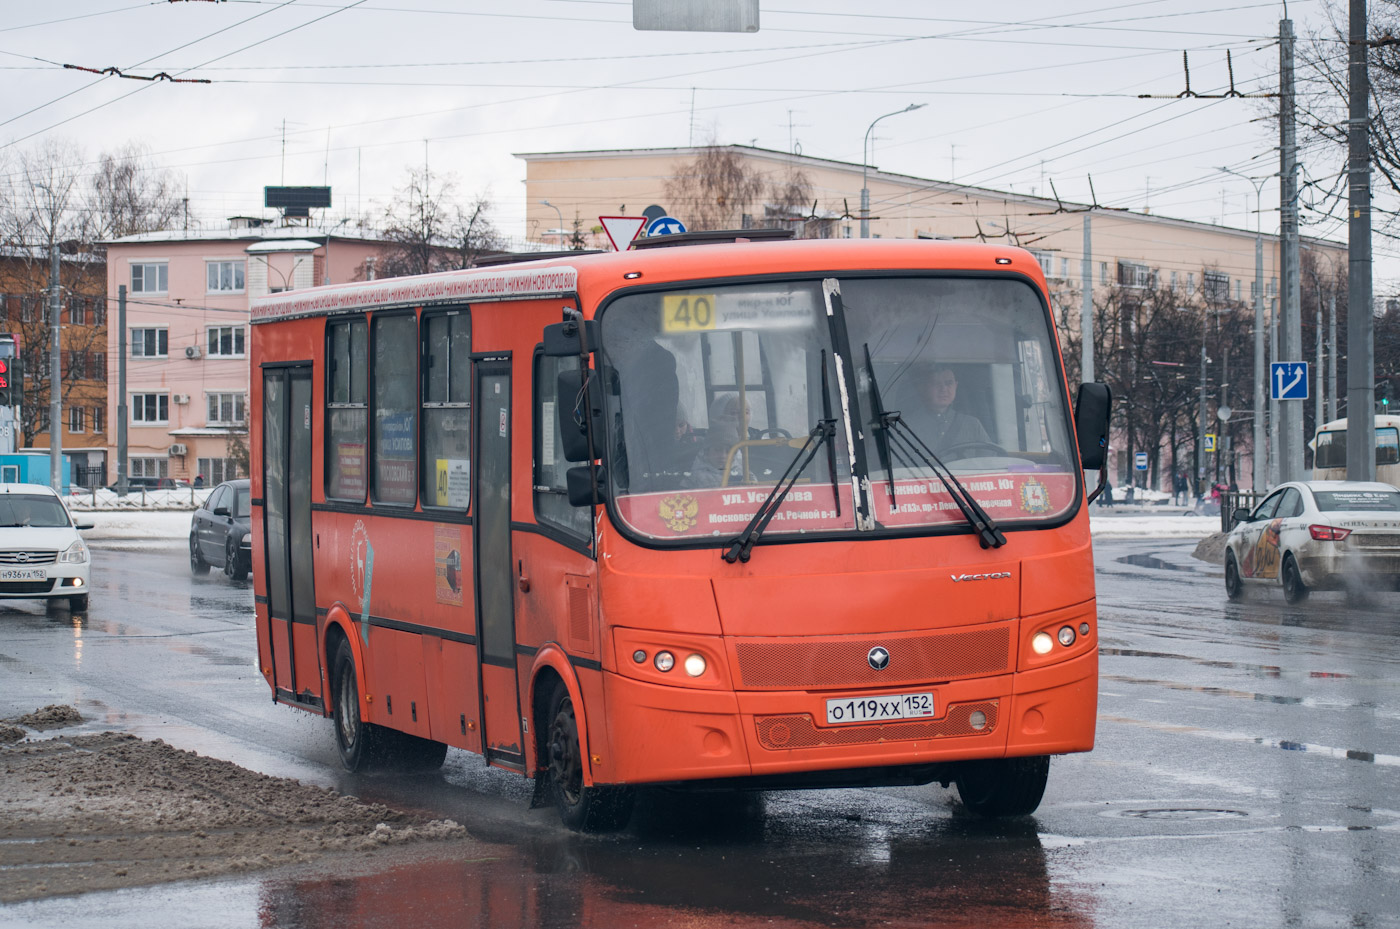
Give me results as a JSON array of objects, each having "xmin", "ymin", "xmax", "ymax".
[
  {"xmin": 111, "ymin": 477, "xmax": 191, "ymax": 491},
  {"xmin": 190, "ymin": 479, "xmax": 251, "ymax": 580}
]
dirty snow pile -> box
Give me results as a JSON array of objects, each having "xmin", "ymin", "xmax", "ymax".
[{"xmin": 0, "ymin": 706, "xmax": 469, "ymax": 903}]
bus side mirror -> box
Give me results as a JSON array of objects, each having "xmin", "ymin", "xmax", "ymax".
[
  {"xmin": 566, "ymin": 465, "xmax": 608, "ymax": 506},
  {"xmin": 1074, "ymin": 382, "xmax": 1112, "ymax": 471},
  {"xmin": 557, "ymin": 368, "xmax": 604, "ymax": 462},
  {"xmin": 1232, "ymin": 507, "xmax": 1252, "ymax": 527},
  {"xmin": 543, "ymin": 319, "xmax": 598, "ymax": 357}
]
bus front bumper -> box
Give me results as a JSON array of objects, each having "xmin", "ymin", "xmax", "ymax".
[{"xmin": 595, "ymin": 649, "xmax": 1096, "ymax": 786}]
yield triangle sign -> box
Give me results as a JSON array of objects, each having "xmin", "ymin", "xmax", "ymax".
[{"xmin": 599, "ymin": 216, "xmax": 646, "ymax": 252}]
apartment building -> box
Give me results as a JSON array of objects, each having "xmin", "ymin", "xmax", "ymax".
[{"xmin": 104, "ymin": 220, "xmax": 385, "ymax": 486}]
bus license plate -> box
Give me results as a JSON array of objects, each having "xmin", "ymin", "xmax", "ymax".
[
  {"xmin": 0, "ymin": 568, "xmax": 46, "ymax": 581},
  {"xmin": 826, "ymin": 692, "xmax": 935, "ymax": 725}
]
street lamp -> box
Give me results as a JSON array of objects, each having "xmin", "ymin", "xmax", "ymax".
[
  {"xmin": 1219, "ymin": 166, "xmax": 1269, "ymax": 492},
  {"xmin": 861, "ymin": 104, "xmax": 925, "ymax": 239},
  {"xmin": 540, "ymin": 199, "xmax": 565, "ymax": 246}
]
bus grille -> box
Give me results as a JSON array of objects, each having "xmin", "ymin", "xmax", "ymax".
[
  {"xmin": 0, "ymin": 550, "xmax": 58, "ymax": 565},
  {"xmin": 755, "ymin": 700, "xmax": 999, "ymax": 750},
  {"xmin": 733, "ymin": 626, "xmax": 1012, "ymax": 689}
]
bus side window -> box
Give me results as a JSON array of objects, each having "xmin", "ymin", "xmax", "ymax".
[
  {"xmin": 422, "ymin": 310, "xmax": 471, "ymax": 509},
  {"xmin": 371, "ymin": 313, "xmax": 418, "ymax": 506},
  {"xmin": 326, "ymin": 317, "xmax": 368, "ymax": 501},
  {"xmin": 534, "ymin": 351, "xmax": 592, "ymax": 540}
]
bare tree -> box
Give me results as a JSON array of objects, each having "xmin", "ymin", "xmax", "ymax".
[
  {"xmin": 1296, "ymin": 1, "xmax": 1400, "ymax": 235},
  {"xmin": 88, "ymin": 143, "xmax": 183, "ymax": 240},
  {"xmin": 664, "ymin": 146, "xmax": 767, "ymax": 231},
  {"xmin": 374, "ymin": 166, "xmax": 501, "ymax": 278}
]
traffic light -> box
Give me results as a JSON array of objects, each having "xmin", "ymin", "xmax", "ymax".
[{"xmin": 0, "ymin": 356, "xmax": 16, "ymax": 407}]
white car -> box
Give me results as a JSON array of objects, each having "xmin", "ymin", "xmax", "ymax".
[
  {"xmin": 1224, "ymin": 480, "xmax": 1400, "ymax": 603},
  {"xmin": 0, "ymin": 483, "xmax": 93, "ymax": 611}
]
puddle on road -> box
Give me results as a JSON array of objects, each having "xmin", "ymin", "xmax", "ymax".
[
  {"xmin": 1115, "ymin": 553, "xmax": 1189, "ymax": 571},
  {"xmin": 1100, "ymin": 714, "xmax": 1400, "ymax": 767},
  {"xmin": 1107, "ymin": 808, "xmax": 1250, "ymax": 821},
  {"xmin": 1099, "ymin": 647, "xmax": 1357, "ymax": 682}
]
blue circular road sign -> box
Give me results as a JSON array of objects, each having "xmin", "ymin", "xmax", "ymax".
[{"xmin": 647, "ymin": 216, "xmax": 687, "ymax": 237}]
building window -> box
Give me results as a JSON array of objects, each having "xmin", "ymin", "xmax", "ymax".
[
  {"xmin": 1187, "ymin": 272, "xmax": 1195, "ymax": 293},
  {"xmin": 197, "ymin": 457, "xmax": 240, "ymax": 484},
  {"xmin": 371, "ymin": 314, "xmax": 417, "ymax": 505},
  {"xmin": 1170, "ymin": 271, "xmax": 1179, "ymax": 291},
  {"xmin": 206, "ymin": 392, "xmax": 245, "ymax": 425},
  {"xmin": 131, "ymin": 328, "xmax": 168, "ymax": 358},
  {"xmin": 206, "ymin": 325, "xmax": 246, "ymax": 357},
  {"xmin": 68, "ymin": 407, "xmax": 85, "ymax": 433},
  {"xmin": 68, "ymin": 297, "xmax": 87, "ymax": 325},
  {"xmin": 132, "ymin": 393, "xmax": 169, "ymax": 424},
  {"xmin": 131, "ymin": 262, "xmax": 168, "ymax": 294},
  {"xmin": 1030, "ymin": 250, "xmax": 1055, "ymax": 279},
  {"xmin": 1099, "ymin": 262, "xmax": 1108, "ymax": 285},
  {"xmin": 93, "ymin": 406, "xmax": 105, "ymax": 434},
  {"xmin": 1203, "ymin": 271, "xmax": 1230, "ymax": 303},
  {"xmin": 326, "ymin": 317, "xmax": 368, "ymax": 501},
  {"xmin": 1268, "ymin": 277, "xmax": 1277, "ymax": 297},
  {"xmin": 206, "ymin": 260, "xmax": 246, "ymax": 294},
  {"xmin": 1060, "ymin": 257, "xmax": 1070, "ymax": 279},
  {"xmin": 130, "ymin": 457, "xmax": 168, "ymax": 479},
  {"xmin": 420, "ymin": 310, "xmax": 471, "ymax": 509},
  {"xmin": 1117, "ymin": 261, "xmax": 1152, "ymax": 289}
]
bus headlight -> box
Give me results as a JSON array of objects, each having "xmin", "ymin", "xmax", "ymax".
[
  {"xmin": 684, "ymin": 654, "xmax": 706, "ymax": 677},
  {"xmin": 654, "ymin": 651, "xmax": 675, "ymax": 672},
  {"xmin": 1032, "ymin": 632, "xmax": 1054, "ymax": 655}
]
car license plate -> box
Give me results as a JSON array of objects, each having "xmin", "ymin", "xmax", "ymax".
[
  {"xmin": 826, "ymin": 692, "xmax": 935, "ymax": 725},
  {"xmin": 0, "ymin": 568, "xmax": 46, "ymax": 581}
]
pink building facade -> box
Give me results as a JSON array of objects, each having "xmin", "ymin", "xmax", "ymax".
[{"xmin": 104, "ymin": 222, "xmax": 384, "ymax": 486}]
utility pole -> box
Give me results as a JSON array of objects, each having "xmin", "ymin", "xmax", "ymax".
[
  {"xmin": 1198, "ymin": 327, "xmax": 1208, "ymax": 500},
  {"xmin": 1081, "ymin": 212, "xmax": 1094, "ymax": 383},
  {"xmin": 1279, "ymin": 18, "xmax": 1305, "ymax": 482},
  {"xmin": 48, "ymin": 242, "xmax": 62, "ymax": 491},
  {"xmin": 117, "ymin": 285, "xmax": 128, "ymax": 496},
  {"xmin": 1316, "ymin": 300, "xmax": 1324, "ymax": 436},
  {"xmin": 1222, "ymin": 167, "xmax": 1269, "ymax": 492},
  {"xmin": 1328, "ymin": 291, "xmax": 1338, "ymax": 421},
  {"xmin": 1347, "ymin": 0, "xmax": 1376, "ymax": 480},
  {"xmin": 861, "ymin": 104, "xmax": 924, "ymax": 238},
  {"xmin": 1270, "ymin": 297, "xmax": 1280, "ymax": 485}
]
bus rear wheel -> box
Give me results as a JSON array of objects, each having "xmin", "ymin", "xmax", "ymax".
[
  {"xmin": 331, "ymin": 641, "xmax": 447, "ymax": 773},
  {"xmin": 954, "ymin": 755, "xmax": 1050, "ymax": 818},
  {"xmin": 545, "ymin": 681, "xmax": 634, "ymax": 832}
]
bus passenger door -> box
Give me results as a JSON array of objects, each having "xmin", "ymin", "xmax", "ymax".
[
  {"xmin": 262, "ymin": 365, "xmax": 321, "ymax": 707},
  {"xmin": 474, "ymin": 357, "xmax": 525, "ymax": 769}
]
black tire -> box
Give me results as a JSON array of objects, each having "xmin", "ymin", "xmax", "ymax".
[
  {"xmin": 224, "ymin": 540, "xmax": 248, "ymax": 581},
  {"xmin": 330, "ymin": 640, "xmax": 446, "ymax": 773},
  {"xmin": 189, "ymin": 534, "xmax": 210, "ymax": 576},
  {"xmin": 332, "ymin": 640, "xmax": 391, "ymax": 772},
  {"xmin": 954, "ymin": 755, "xmax": 1050, "ymax": 818},
  {"xmin": 1224, "ymin": 550, "xmax": 1245, "ymax": 600},
  {"xmin": 68, "ymin": 594, "xmax": 89, "ymax": 612},
  {"xmin": 545, "ymin": 681, "xmax": 634, "ymax": 832},
  {"xmin": 1282, "ymin": 554, "xmax": 1310, "ymax": 604}
]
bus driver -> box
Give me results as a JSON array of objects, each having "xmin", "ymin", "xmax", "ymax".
[{"xmin": 910, "ymin": 364, "xmax": 990, "ymax": 451}]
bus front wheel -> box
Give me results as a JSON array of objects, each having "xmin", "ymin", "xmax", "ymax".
[
  {"xmin": 954, "ymin": 755, "xmax": 1050, "ymax": 817},
  {"xmin": 545, "ymin": 681, "xmax": 634, "ymax": 832}
]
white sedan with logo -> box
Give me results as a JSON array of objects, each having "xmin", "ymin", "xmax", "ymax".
[
  {"xmin": 1224, "ymin": 480, "xmax": 1400, "ymax": 603},
  {"xmin": 0, "ymin": 483, "xmax": 94, "ymax": 611}
]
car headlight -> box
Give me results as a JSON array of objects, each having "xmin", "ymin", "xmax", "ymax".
[{"xmin": 59, "ymin": 539, "xmax": 89, "ymax": 564}]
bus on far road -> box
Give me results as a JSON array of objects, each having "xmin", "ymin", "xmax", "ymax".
[
  {"xmin": 1312, "ymin": 415, "xmax": 1400, "ymax": 486},
  {"xmin": 249, "ymin": 236, "xmax": 1111, "ymax": 831}
]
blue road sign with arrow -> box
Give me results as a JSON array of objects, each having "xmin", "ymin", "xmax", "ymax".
[
  {"xmin": 647, "ymin": 216, "xmax": 687, "ymax": 237},
  {"xmin": 1271, "ymin": 361, "xmax": 1309, "ymax": 400}
]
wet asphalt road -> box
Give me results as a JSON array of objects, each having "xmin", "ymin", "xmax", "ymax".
[{"xmin": 1, "ymin": 536, "xmax": 1398, "ymax": 929}]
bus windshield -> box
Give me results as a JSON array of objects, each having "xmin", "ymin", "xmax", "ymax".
[{"xmin": 601, "ymin": 275, "xmax": 1076, "ymax": 545}]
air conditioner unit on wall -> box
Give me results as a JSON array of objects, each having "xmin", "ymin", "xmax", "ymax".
[
  {"xmin": 173, "ymin": 394, "xmax": 190, "ymax": 404},
  {"xmin": 168, "ymin": 443, "xmax": 187, "ymax": 456},
  {"xmin": 185, "ymin": 345, "xmax": 202, "ymax": 359}
]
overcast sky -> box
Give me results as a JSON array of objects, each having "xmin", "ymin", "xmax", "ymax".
[{"xmin": 2, "ymin": 0, "xmax": 1383, "ymax": 283}]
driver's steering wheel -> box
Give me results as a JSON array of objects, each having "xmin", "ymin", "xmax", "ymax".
[
  {"xmin": 757, "ymin": 428, "xmax": 792, "ymax": 440},
  {"xmin": 938, "ymin": 441, "xmax": 1007, "ymax": 459}
]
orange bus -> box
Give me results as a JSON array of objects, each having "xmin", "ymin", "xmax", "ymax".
[{"xmin": 250, "ymin": 236, "xmax": 1111, "ymax": 831}]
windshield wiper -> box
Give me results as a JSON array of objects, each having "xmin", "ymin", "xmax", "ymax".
[
  {"xmin": 723, "ymin": 351, "xmax": 841, "ymax": 564},
  {"xmin": 863, "ymin": 358, "xmax": 1006, "ymax": 550}
]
